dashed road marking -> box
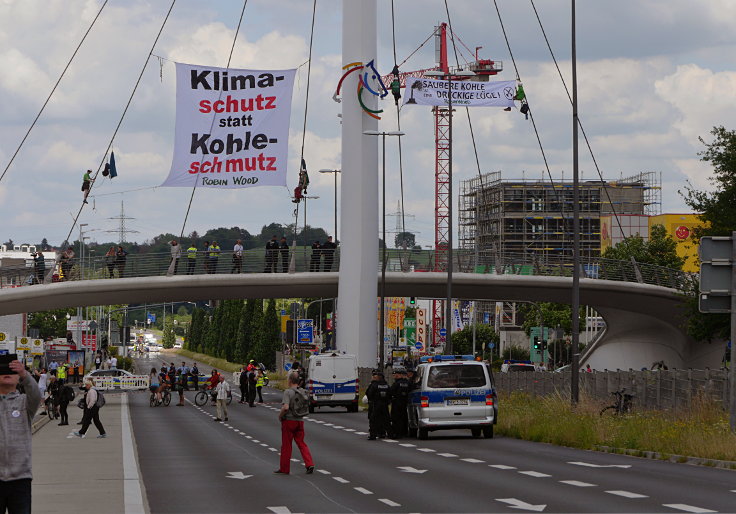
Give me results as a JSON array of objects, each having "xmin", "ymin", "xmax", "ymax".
[
  {"xmin": 378, "ymin": 499, "xmax": 401, "ymax": 507},
  {"xmin": 355, "ymin": 431, "xmax": 368, "ymax": 435},
  {"xmin": 663, "ymin": 505, "xmax": 716, "ymax": 513},
  {"xmin": 354, "ymin": 487, "xmax": 373, "ymax": 495},
  {"xmin": 518, "ymin": 471, "xmax": 551, "ymax": 478},
  {"xmin": 399, "ymin": 443, "xmax": 416, "ymax": 447},
  {"xmin": 461, "ymin": 458, "xmax": 485, "ymax": 463},
  {"xmin": 333, "ymin": 477, "xmax": 349, "ymax": 484},
  {"xmin": 438, "ymin": 453, "xmax": 458, "ymax": 458},
  {"xmin": 417, "ymin": 448, "xmax": 435, "ymax": 452},
  {"xmin": 606, "ymin": 490, "xmax": 648, "ymax": 499},
  {"xmin": 317, "ymin": 469, "xmax": 331, "ymax": 475},
  {"xmin": 382, "ymin": 439, "xmax": 398, "ymax": 443},
  {"xmin": 343, "ymin": 428, "xmax": 356, "ymax": 432},
  {"xmin": 560, "ymin": 480, "xmax": 596, "ymax": 487},
  {"xmin": 332, "ymin": 425, "xmax": 344, "ymax": 429},
  {"xmin": 490, "ymin": 464, "xmax": 516, "ymax": 469}
]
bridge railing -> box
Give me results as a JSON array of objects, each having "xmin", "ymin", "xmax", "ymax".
[{"xmin": 0, "ymin": 247, "xmax": 694, "ymax": 293}]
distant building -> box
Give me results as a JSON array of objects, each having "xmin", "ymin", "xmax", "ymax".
[{"xmin": 0, "ymin": 244, "xmax": 57, "ymax": 287}]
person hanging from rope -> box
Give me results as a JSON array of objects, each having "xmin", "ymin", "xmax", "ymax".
[
  {"xmin": 390, "ymin": 65, "xmax": 401, "ymax": 105},
  {"xmin": 292, "ymin": 159, "xmax": 309, "ymax": 204},
  {"xmin": 81, "ymin": 169, "xmax": 94, "ymax": 204}
]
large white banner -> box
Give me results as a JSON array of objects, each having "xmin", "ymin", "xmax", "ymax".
[
  {"xmin": 403, "ymin": 77, "xmax": 517, "ymax": 108},
  {"xmin": 162, "ymin": 63, "xmax": 296, "ymax": 188}
]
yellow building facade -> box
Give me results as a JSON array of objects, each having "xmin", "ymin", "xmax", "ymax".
[{"xmin": 648, "ymin": 213, "xmax": 703, "ymax": 272}]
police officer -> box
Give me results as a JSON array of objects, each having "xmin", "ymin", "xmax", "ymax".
[
  {"xmin": 309, "ymin": 240, "xmax": 321, "ymax": 272},
  {"xmin": 321, "ymin": 236, "xmax": 337, "ymax": 272},
  {"xmin": 279, "ymin": 236, "xmax": 290, "ymax": 273},
  {"xmin": 186, "ymin": 243, "xmax": 197, "ymax": 275},
  {"xmin": 365, "ymin": 370, "xmax": 391, "ymax": 440},
  {"xmin": 389, "ymin": 367, "xmax": 410, "ymax": 438},
  {"xmin": 264, "ymin": 235, "xmax": 279, "ymax": 272},
  {"xmin": 208, "ymin": 240, "xmax": 221, "ymax": 274}
]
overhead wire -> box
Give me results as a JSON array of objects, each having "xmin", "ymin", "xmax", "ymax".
[
  {"xmin": 62, "ymin": 0, "xmax": 178, "ymax": 247},
  {"xmin": 390, "ymin": 0, "xmax": 408, "ymax": 254},
  {"xmin": 491, "ymin": 0, "xmax": 572, "ymax": 257},
  {"xmin": 178, "ymin": 0, "xmax": 249, "ymax": 239},
  {"xmin": 529, "ymin": 0, "xmax": 626, "ymax": 242},
  {"xmin": 0, "ymin": 0, "xmax": 110, "ymax": 185}
]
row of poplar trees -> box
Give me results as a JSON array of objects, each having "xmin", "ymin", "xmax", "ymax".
[{"xmin": 184, "ymin": 299, "xmax": 281, "ymax": 369}]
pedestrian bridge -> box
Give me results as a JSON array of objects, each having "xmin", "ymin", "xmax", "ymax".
[{"xmin": 0, "ymin": 249, "xmax": 713, "ymax": 370}]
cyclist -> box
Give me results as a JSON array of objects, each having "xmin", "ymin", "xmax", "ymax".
[
  {"xmin": 158, "ymin": 366, "xmax": 171, "ymax": 399},
  {"xmin": 206, "ymin": 370, "xmax": 220, "ymax": 405},
  {"xmin": 149, "ymin": 367, "xmax": 161, "ymax": 403}
]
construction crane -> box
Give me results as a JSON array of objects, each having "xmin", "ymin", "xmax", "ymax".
[{"xmin": 383, "ymin": 23, "xmax": 503, "ymax": 348}]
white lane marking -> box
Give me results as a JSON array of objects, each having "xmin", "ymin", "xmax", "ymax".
[
  {"xmin": 663, "ymin": 505, "xmax": 716, "ymax": 513},
  {"xmin": 317, "ymin": 469, "xmax": 331, "ymax": 475},
  {"xmin": 269, "ymin": 448, "xmax": 277, "ymax": 452},
  {"xmin": 399, "ymin": 443, "xmax": 416, "ymax": 447},
  {"xmin": 333, "ymin": 477, "xmax": 349, "ymax": 484},
  {"xmin": 323, "ymin": 423, "xmax": 334, "ymax": 427},
  {"xmin": 489, "ymin": 464, "xmax": 516, "ymax": 470},
  {"xmin": 378, "ymin": 499, "xmax": 401, "ymax": 507},
  {"xmin": 246, "ymin": 435, "xmax": 252, "ymax": 439},
  {"xmin": 354, "ymin": 487, "xmax": 373, "ymax": 495},
  {"xmin": 314, "ymin": 420, "xmax": 325, "ymax": 424},
  {"xmin": 568, "ymin": 461, "xmax": 631, "ymax": 469},
  {"xmin": 267, "ymin": 507, "xmax": 303, "ymax": 514},
  {"xmin": 332, "ymin": 425, "xmax": 344, "ymax": 429},
  {"xmin": 355, "ymin": 431, "xmax": 368, "ymax": 435},
  {"xmin": 291, "ymin": 459, "xmax": 300, "ymax": 462},
  {"xmin": 496, "ymin": 498, "xmax": 546, "ymax": 512},
  {"xmin": 437, "ymin": 453, "xmax": 457, "ymax": 458},
  {"xmin": 343, "ymin": 428, "xmax": 356, "ymax": 432},
  {"xmin": 260, "ymin": 443, "xmax": 269, "ymax": 447},
  {"xmin": 605, "ymin": 490, "xmax": 648, "ymax": 499},
  {"xmin": 518, "ymin": 471, "xmax": 551, "ymax": 478},
  {"xmin": 121, "ymin": 394, "xmax": 146, "ymax": 514},
  {"xmin": 226, "ymin": 471, "xmax": 252, "ymax": 480},
  {"xmin": 417, "ymin": 448, "xmax": 436, "ymax": 452},
  {"xmin": 397, "ymin": 466, "xmax": 427, "ymax": 474},
  {"xmin": 461, "ymin": 458, "xmax": 485, "ymax": 463},
  {"xmin": 560, "ymin": 480, "xmax": 596, "ymax": 487},
  {"xmin": 252, "ymin": 439, "xmax": 260, "ymax": 443},
  {"xmin": 382, "ymin": 438, "xmax": 398, "ymax": 443}
]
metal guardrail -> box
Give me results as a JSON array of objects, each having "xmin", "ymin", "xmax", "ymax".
[{"xmin": 0, "ymin": 247, "xmax": 695, "ymax": 293}]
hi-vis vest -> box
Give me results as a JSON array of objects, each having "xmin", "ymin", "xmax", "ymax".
[
  {"xmin": 57, "ymin": 365, "xmax": 67, "ymax": 379},
  {"xmin": 256, "ymin": 375, "xmax": 265, "ymax": 387},
  {"xmin": 209, "ymin": 245, "xmax": 220, "ymax": 258},
  {"xmin": 187, "ymin": 246, "xmax": 197, "ymax": 259}
]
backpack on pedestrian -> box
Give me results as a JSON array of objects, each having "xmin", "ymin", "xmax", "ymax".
[
  {"xmin": 290, "ymin": 387, "xmax": 309, "ymax": 418},
  {"xmin": 62, "ymin": 385, "xmax": 75, "ymax": 402},
  {"xmin": 95, "ymin": 389, "xmax": 106, "ymax": 408}
]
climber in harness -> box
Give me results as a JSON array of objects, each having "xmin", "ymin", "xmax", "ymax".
[
  {"xmin": 81, "ymin": 170, "xmax": 94, "ymax": 204},
  {"xmin": 293, "ymin": 159, "xmax": 309, "ymax": 204}
]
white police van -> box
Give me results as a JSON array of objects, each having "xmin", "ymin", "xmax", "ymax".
[
  {"xmin": 408, "ymin": 355, "xmax": 497, "ymax": 440},
  {"xmin": 306, "ymin": 353, "xmax": 359, "ymax": 413}
]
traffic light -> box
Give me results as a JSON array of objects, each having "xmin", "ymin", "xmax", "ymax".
[
  {"xmin": 409, "ymin": 296, "xmax": 416, "ymax": 305},
  {"xmin": 532, "ymin": 336, "xmax": 540, "ymax": 351},
  {"xmin": 541, "ymin": 340, "xmax": 548, "ymax": 351}
]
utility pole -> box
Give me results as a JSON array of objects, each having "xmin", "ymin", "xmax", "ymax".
[
  {"xmin": 570, "ymin": 0, "xmax": 581, "ymax": 405},
  {"xmin": 106, "ymin": 200, "xmax": 139, "ymax": 243}
]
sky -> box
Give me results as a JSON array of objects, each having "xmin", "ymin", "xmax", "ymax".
[{"xmin": 1, "ymin": 0, "xmax": 735, "ymax": 249}]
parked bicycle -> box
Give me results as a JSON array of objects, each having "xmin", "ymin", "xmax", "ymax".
[
  {"xmin": 599, "ymin": 388, "xmax": 634, "ymax": 416},
  {"xmin": 150, "ymin": 389, "xmax": 171, "ymax": 407},
  {"xmin": 194, "ymin": 385, "xmax": 232, "ymax": 407}
]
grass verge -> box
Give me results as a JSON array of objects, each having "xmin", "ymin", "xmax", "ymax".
[{"xmin": 496, "ymin": 391, "xmax": 736, "ymax": 462}]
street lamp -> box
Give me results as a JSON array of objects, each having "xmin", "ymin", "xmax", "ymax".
[
  {"xmin": 363, "ymin": 130, "xmax": 405, "ymax": 369},
  {"xmin": 318, "ymin": 169, "xmax": 341, "ymax": 241},
  {"xmin": 423, "ymin": 68, "xmax": 475, "ymax": 354}
]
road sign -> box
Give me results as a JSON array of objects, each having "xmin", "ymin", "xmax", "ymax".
[
  {"xmin": 699, "ymin": 294, "xmax": 731, "ymax": 313},
  {"xmin": 699, "ymin": 235, "xmax": 734, "ymax": 313},
  {"xmin": 439, "ymin": 328, "xmax": 447, "ymax": 337},
  {"xmin": 147, "ymin": 313, "xmax": 156, "ymax": 324},
  {"xmin": 488, "ymin": 342, "xmax": 495, "ymax": 349},
  {"xmin": 700, "ymin": 236, "xmax": 732, "ymax": 262},
  {"xmin": 30, "ymin": 338, "xmax": 44, "ymax": 356},
  {"xmin": 0, "ymin": 332, "xmax": 6, "ymax": 343},
  {"xmin": 284, "ymin": 362, "xmax": 292, "ymax": 372},
  {"xmin": 297, "ymin": 319, "xmax": 313, "ymax": 344},
  {"xmin": 66, "ymin": 319, "xmax": 91, "ymax": 331},
  {"xmin": 414, "ymin": 342, "xmax": 423, "ymax": 350}
]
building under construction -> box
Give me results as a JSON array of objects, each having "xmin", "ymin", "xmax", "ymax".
[{"xmin": 459, "ymin": 171, "xmax": 661, "ymax": 263}]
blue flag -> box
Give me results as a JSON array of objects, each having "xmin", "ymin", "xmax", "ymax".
[{"xmin": 109, "ymin": 151, "xmax": 118, "ymax": 178}]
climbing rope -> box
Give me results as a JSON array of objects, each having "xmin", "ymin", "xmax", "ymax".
[
  {"xmin": 0, "ymin": 0, "xmax": 110, "ymax": 185},
  {"xmin": 390, "ymin": 0, "xmax": 408, "ymax": 259},
  {"xmin": 63, "ymin": 0, "xmax": 178, "ymax": 248},
  {"xmin": 179, "ymin": 0, "xmax": 249, "ymax": 239}
]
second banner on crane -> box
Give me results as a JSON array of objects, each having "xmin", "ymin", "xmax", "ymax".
[{"xmin": 403, "ymin": 77, "xmax": 516, "ymax": 108}]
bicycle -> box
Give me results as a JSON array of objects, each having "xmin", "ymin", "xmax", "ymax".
[
  {"xmin": 599, "ymin": 388, "xmax": 634, "ymax": 416},
  {"xmin": 149, "ymin": 389, "xmax": 171, "ymax": 407},
  {"xmin": 194, "ymin": 386, "xmax": 233, "ymax": 407}
]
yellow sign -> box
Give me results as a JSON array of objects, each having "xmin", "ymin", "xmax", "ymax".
[
  {"xmin": 649, "ymin": 214, "xmax": 704, "ymax": 273},
  {"xmin": 31, "ymin": 338, "xmax": 44, "ymax": 356},
  {"xmin": 0, "ymin": 332, "xmax": 6, "ymax": 342},
  {"xmin": 281, "ymin": 315, "xmax": 290, "ymax": 333},
  {"xmin": 16, "ymin": 337, "xmax": 30, "ymax": 351},
  {"xmin": 416, "ymin": 308, "xmax": 426, "ymax": 349}
]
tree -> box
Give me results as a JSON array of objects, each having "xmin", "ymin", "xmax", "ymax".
[
  {"xmin": 248, "ymin": 299, "xmax": 265, "ymax": 361},
  {"xmin": 162, "ymin": 318, "xmax": 175, "ymax": 349},
  {"xmin": 394, "ymin": 231, "xmax": 416, "ymax": 249},
  {"xmin": 602, "ymin": 224, "xmax": 684, "ymax": 269},
  {"xmin": 680, "ymin": 126, "xmax": 736, "ymax": 341},
  {"xmin": 517, "ymin": 302, "xmax": 584, "ymax": 336},
  {"xmin": 450, "ymin": 324, "xmax": 499, "ymax": 355},
  {"xmin": 251, "ymin": 299, "xmax": 280, "ymax": 369},
  {"xmin": 27, "ymin": 308, "xmax": 76, "ymax": 339}
]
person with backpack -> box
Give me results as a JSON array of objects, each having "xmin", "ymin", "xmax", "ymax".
[
  {"xmin": 274, "ymin": 371, "xmax": 314, "ymax": 475},
  {"xmin": 57, "ymin": 378, "xmax": 74, "ymax": 426},
  {"xmin": 238, "ymin": 365, "xmax": 248, "ymax": 404},
  {"xmin": 246, "ymin": 367, "xmax": 257, "ymax": 407},
  {"xmin": 73, "ymin": 378, "xmax": 106, "ymax": 438}
]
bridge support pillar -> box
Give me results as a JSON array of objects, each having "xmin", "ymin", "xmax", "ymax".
[{"xmin": 336, "ymin": 0, "xmax": 379, "ymax": 368}]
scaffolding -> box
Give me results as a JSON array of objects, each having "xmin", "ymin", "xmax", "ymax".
[{"xmin": 459, "ymin": 171, "xmax": 658, "ymax": 263}]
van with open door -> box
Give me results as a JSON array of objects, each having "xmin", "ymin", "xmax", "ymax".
[{"xmin": 306, "ymin": 353, "xmax": 359, "ymax": 413}]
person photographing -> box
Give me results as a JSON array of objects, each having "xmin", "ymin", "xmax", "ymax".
[{"xmin": 0, "ymin": 354, "xmax": 41, "ymax": 513}]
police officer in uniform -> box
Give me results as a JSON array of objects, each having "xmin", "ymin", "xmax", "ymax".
[
  {"xmin": 186, "ymin": 243, "xmax": 198, "ymax": 275},
  {"xmin": 279, "ymin": 236, "xmax": 290, "ymax": 273},
  {"xmin": 389, "ymin": 367, "xmax": 410, "ymax": 438},
  {"xmin": 365, "ymin": 370, "xmax": 391, "ymax": 440},
  {"xmin": 264, "ymin": 235, "xmax": 279, "ymax": 272},
  {"xmin": 321, "ymin": 236, "xmax": 337, "ymax": 272},
  {"xmin": 309, "ymin": 240, "xmax": 321, "ymax": 272}
]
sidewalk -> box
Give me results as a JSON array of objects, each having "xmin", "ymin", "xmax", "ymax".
[{"xmin": 31, "ymin": 392, "xmax": 147, "ymax": 514}]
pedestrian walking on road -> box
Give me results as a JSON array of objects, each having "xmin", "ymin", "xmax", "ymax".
[
  {"xmin": 0, "ymin": 356, "xmax": 41, "ymax": 513},
  {"xmin": 57, "ymin": 378, "xmax": 74, "ymax": 426},
  {"xmin": 74, "ymin": 378, "xmax": 106, "ymax": 438},
  {"xmin": 238, "ymin": 365, "xmax": 248, "ymax": 404},
  {"xmin": 214, "ymin": 376, "xmax": 230, "ymax": 422},
  {"xmin": 191, "ymin": 363, "xmax": 199, "ymax": 390},
  {"xmin": 279, "ymin": 236, "xmax": 290, "ymax": 273},
  {"xmin": 365, "ymin": 370, "xmax": 391, "ymax": 440},
  {"xmin": 95, "ymin": 354, "xmax": 101, "ymax": 370},
  {"xmin": 274, "ymin": 372, "xmax": 314, "ymax": 475}
]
